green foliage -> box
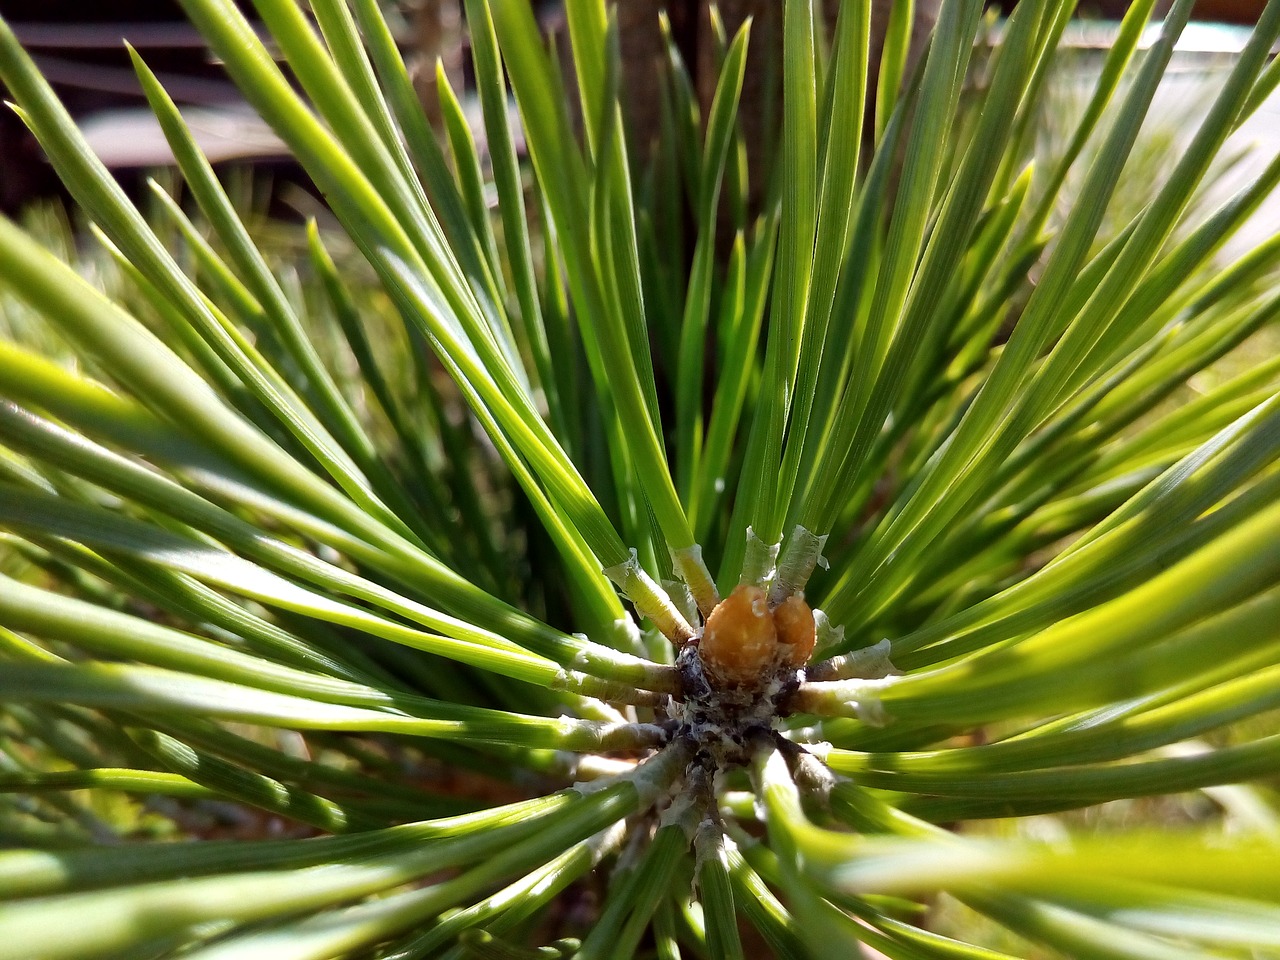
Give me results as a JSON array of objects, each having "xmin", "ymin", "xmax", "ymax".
[{"xmin": 0, "ymin": 0, "xmax": 1279, "ymax": 957}]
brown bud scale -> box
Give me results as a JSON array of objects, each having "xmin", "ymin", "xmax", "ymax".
[
  {"xmin": 774, "ymin": 594, "xmax": 817, "ymax": 667},
  {"xmin": 698, "ymin": 585, "xmax": 816, "ymax": 688}
]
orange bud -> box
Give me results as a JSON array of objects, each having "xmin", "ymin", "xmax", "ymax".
[
  {"xmin": 699, "ymin": 584, "xmax": 777, "ymax": 686},
  {"xmin": 773, "ymin": 594, "xmax": 816, "ymax": 668}
]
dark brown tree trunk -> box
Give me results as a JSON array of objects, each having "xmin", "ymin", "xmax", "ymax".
[
  {"xmin": 614, "ymin": 0, "xmax": 942, "ymax": 210},
  {"xmin": 408, "ymin": 0, "xmax": 466, "ymax": 126}
]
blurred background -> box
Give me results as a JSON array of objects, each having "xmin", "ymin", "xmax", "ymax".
[{"xmin": 0, "ymin": 0, "xmax": 1272, "ymax": 216}]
